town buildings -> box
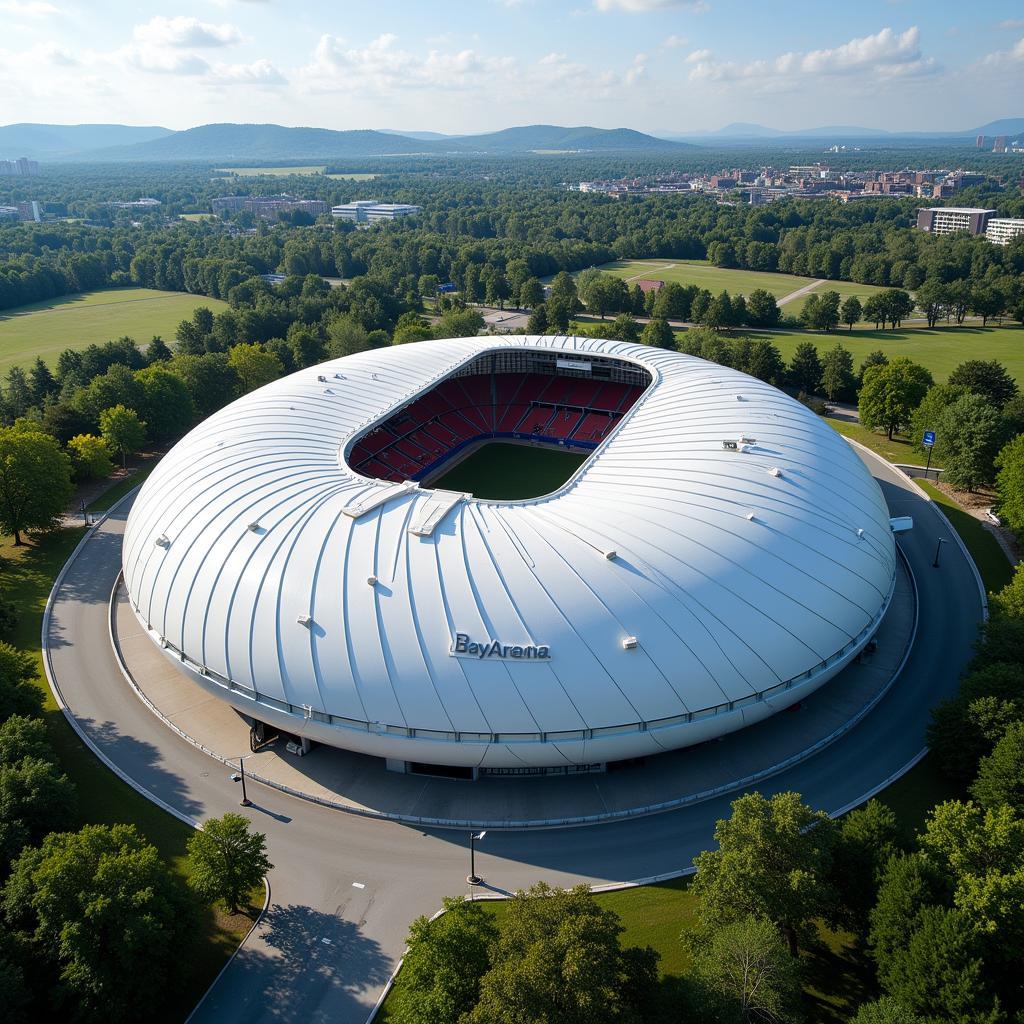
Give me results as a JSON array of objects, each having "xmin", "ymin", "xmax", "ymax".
[
  {"xmin": 915, "ymin": 207, "xmax": 1024, "ymax": 245},
  {"xmin": 0, "ymin": 157, "xmax": 39, "ymax": 176},
  {"xmin": 331, "ymin": 201, "xmax": 422, "ymax": 223},
  {"xmin": 212, "ymin": 195, "xmax": 329, "ymax": 219}
]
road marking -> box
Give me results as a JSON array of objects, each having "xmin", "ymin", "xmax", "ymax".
[{"xmin": 352, "ymin": 881, "xmax": 366, "ymax": 889}]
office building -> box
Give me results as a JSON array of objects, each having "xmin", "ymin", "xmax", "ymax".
[
  {"xmin": 986, "ymin": 218, "xmax": 1024, "ymax": 246},
  {"xmin": 916, "ymin": 207, "xmax": 995, "ymax": 237},
  {"xmin": 212, "ymin": 195, "xmax": 329, "ymax": 219},
  {"xmin": 332, "ymin": 201, "xmax": 422, "ymax": 223}
]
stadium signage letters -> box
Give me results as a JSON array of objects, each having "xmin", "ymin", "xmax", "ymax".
[{"xmin": 451, "ymin": 633, "xmax": 551, "ymax": 661}]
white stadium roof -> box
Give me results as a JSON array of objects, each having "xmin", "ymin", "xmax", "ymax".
[{"xmin": 123, "ymin": 336, "xmax": 897, "ymax": 769}]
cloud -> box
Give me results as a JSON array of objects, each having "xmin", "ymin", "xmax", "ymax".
[
  {"xmin": 625, "ymin": 53, "xmax": 647, "ymax": 85},
  {"xmin": 981, "ymin": 36, "xmax": 1024, "ymax": 67},
  {"xmin": 662, "ymin": 34, "xmax": 687, "ymax": 49},
  {"xmin": 686, "ymin": 48, "xmax": 711, "ymax": 62},
  {"xmin": 594, "ymin": 0, "xmax": 708, "ymax": 11},
  {"xmin": 133, "ymin": 16, "xmax": 243, "ymax": 49},
  {"xmin": 212, "ymin": 59, "xmax": 287, "ymax": 86},
  {"xmin": 689, "ymin": 26, "xmax": 939, "ymax": 85},
  {"xmin": 998, "ymin": 18, "xmax": 1024, "ymax": 29}
]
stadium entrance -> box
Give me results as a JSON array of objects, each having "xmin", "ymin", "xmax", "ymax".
[{"xmin": 345, "ymin": 346, "xmax": 651, "ymax": 498}]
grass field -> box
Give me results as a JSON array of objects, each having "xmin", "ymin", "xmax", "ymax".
[
  {"xmin": 593, "ymin": 259, "xmax": 815, "ymax": 300},
  {"xmin": 432, "ymin": 442, "xmax": 586, "ymax": 499},
  {"xmin": 0, "ymin": 530, "xmax": 257, "ymax": 1020},
  {"xmin": 0, "ymin": 287, "xmax": 230, "ymax": 376},
  {"xmin": 785, "ymin": 278, "xmax": 894, "ymax": 318},
  {"xmin": 179, "ymin": 212, "xmax": 215, "ymax": 221},
  {"xmin": 826, "ymin": 418, "xmax": 925, "ymax": 466},
  {"xmin": 218, "ymin": 166, "xmax": 376, "ymax": 180}
]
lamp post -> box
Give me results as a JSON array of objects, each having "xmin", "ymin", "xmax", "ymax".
[
  {"xmin": 467, "ymin": 830, "xmax": 487, "ymax": 885},
  {"xmin": 933, "ymin": 538, "xmax": 948, "ymax": 569},
  {"xmin": 230, "ymin": 757, "xmax": 252, "ymax": 806}
]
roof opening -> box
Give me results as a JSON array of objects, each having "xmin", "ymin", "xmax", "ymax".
[{"xmin": 346, "ymin": 347, "xmax": 652, "ymax": 499}]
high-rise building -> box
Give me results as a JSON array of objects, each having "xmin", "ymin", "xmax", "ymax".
[
  {"xmin": 916, "ymin": 207, "xmax": 995, "ymax": 236},
  {"xmin": 986, "ymin": 218, "xmax": 1024, "ymax": 246},
  {"xmin": 0, "ymin": 156, "xmax": 39, "ymax": 176},
  {"xmin": 977, "ymin": 135, "xmax": 986, "ymax": 149},
  {"xmin": 993, "ymin": 136, "xmax": 1008, "ymax": 153}
]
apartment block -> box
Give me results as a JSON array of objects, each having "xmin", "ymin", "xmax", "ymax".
[{"xmin": 915, "ymin": 207, "xmax": 995, "ymax": 237}]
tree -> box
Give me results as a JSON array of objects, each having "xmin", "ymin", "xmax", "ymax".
[
  {"xmin": 27, "ymin": 358, "xmax": 57, "ymax": 407},
  {"xmin": 991, "ymin": 561, "xmax": 1024, "ymax": 618},
  {"xmin": 995, "ymin": 434, "xmax": 1024, "ymax": 538},
  {"xmin": 165, "ymin": 353, "xmax": 239, "ymax": 417},
  {"xmin": 869, "ymin": 852, "xmax": 945, "ymax": 977},
  {"xmin": 547, "ymin": 296, "xmax": 571, "ymax": 333},
  {"xmin": 99, "ymin": 405, "xmax": 146, "ymax": 469},
  {"xmin": 788, "ymin": 341, "xmax": 823, "ymax": 394},
  {"xmin": 2, "ymin": 824, "xmax": 193, "ymax": 1023},
  {"xmin": 934, "ymin": 392, "xmax": 1003, "ymax": 491},
  {"xmin": 549, "ymin": 271, "xmax": 578, "ymax": 313},
  {"xmin": 947, "ymin": 359, "xmax": 1018, "ymax": 409},
  {"xmin": 878, "ymin": 907, "xmax": 999, "ymax": 1024},
  {"xmin": 527, "ymin": 303, "xmax": 549, "ymax": 334},
  {"xmin": 928, "ymin": 692, "xmax": 1021, "ymax": 785},
  {"xmin": 858, "ymin": 350, "xmax": 888, "ymax": 384},
  {"xmin": 820, "ymin": 343, "xmax": 855, "ymax": 402},
  {"xmin": 803, "ymin": 290, "xmax": 841, "ymax": 332},
  {"xmin": 688, "ymin": 915, "xmax": 803, "ymax": 1024},
  {"xmin": 146, "ymin": 336, "xmax": 172, "ymax": 362},
  {"xmin": 0, "ymin": 644, "xmax": 43, "ymax": 723},
  {"xmin": 909, "ymin": 383, "xmax": 968, "ymax": 456},
  {"xmin": 227, "ymin": 343, "xmax": 284, "ymax": 395},
  {"xmin": 830, "ymin": 800, "xmax": 902, "ymax": 939},
  {"xmin": 466, "ymin": 883, "xmax": 658, "ymax": 1024},
  {"xmin": 186, "ymin": 812, "xmax": 272, "ymax": 913},
  {"xmin": 691, "ymin": 791, "xmax": 837, "ymax": 955},
  {"xmin": 970, "ymin": 286, "xmax": 1004, "ymax": 327},
  {"xmin": 135, "ymin": 366, "xmax": 195, "ymax": 443},
  {"xmin": 0, "ymin": 427, "xmax": 73, "ymax": 545},
  {"xmin": 610, "ymin": 312, "xmax": 640, "ymax": 343},
  {"xmin": 0, "ymin": 715, "xmax": 52, "ymax": 766},
  {"xmin": 851, "ymin": 997, "xmax": 930, "ymax": 1024},
  {"xmin": 640, "ymin": 317, "xmax": 675, "ymax": 349},
  {"xmin": 435, "ymin": 308, "xmax": 484, "ymax": 339},
  {"xmin": 971, "ymin": 721, "xmax": 1024, "ymax": 812},
  {"xmin": 745, "ymin": 340, "xmax": 786, "ymax": 386},
  {"xmin": 914, "ymin": 279, "xmax": 948, "ymax": 329},
  {"xmin": 746, "ymin": 288, "xmax": 780, "ymax": 328},
  {"xmin": 840, "ymin": 295, "xmax": 863, "ymax": 330},
  {"xmin": 66, "ymin": 434, "xmax": 113, "ymax": 482},
  {"xmin": 858, "ymin": 358, "xmax": 933, "ymax": 440},
  {"xmin": 0, "ymin": 754, "xmax": 75, "ymax": 869},
  {"xmin": 518, "ymin": 277, "xmax": 544, "ymax": 310},
  {"xmin": 388, "ymin": 897, "xmax": 497, "ymax": 1024}
]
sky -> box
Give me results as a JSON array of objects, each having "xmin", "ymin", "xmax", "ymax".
[{"xmin": 0, "ymin": 0, "xmax": 1022, "ymax": 134}]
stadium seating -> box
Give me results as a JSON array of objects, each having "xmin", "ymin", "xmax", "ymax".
[{"xmin": 347, "ymin": 371, "xmax": 644, "ymax": 481}]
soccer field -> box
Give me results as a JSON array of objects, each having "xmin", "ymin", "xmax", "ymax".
[
  {"xmin": 0, "ymin": 288, "xmax": 230, "ymax": 376},
  {"xmin": 431, "ymin": 442, "xmax": 587, "ymax": 500}
]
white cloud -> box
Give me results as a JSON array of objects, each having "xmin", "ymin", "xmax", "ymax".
[
  {"xmin": 212, "ymin": 59, "xmax": 287, "ymax": 86},
  {"xmin": 662, "ymin": 34, "xmax": 687, "ymax": 49},
  {"xmin": 689, "ymin": 26, "xmax": 939, "ymax": 85},
  {"xmin": 625, "ymin": 52, "xmax": 647, "ymax": 85},
  {"xmin": 998, "ymin": 18, "xmax": 1024, "ymax": 29},
  {"xmin": 133, "ymin": 16, "xmax": 243, "ymax": 49},
  {"xmin": 686, "ymin": 47, "xmax": 711, "ymax": 62},
  {"xmin": 981, "ymin": 36, "xmax": 1024, "ymax": 67},
  {"xmin": 594, "ymin": 0, "xmax": 708, "ymax": 11}
]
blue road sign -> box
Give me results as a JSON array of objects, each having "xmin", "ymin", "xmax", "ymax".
[{"xmin": 923, "ymin": 431, "xmax": 936, "ymax": 448}]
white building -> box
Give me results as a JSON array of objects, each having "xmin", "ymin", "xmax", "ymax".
[
  {"xmin": 916, "ymin": 207, "xmax": 995, "ymax": 236},
  {"xmin": 332, "ymin": 201, "xmax": 421, "ymax": 223},
  {"xmin": 986, "ymin": 218, "xmax": 1024, "ymax": 246},
  {"xmin": 123, "ymin": 336, "xmax": 897, "ymax": 773}
]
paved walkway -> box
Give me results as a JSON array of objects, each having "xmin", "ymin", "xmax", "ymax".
[
  {"xmin": 776, "ymin": 278, "xmax": 827, "ymax": 307},
  {"xmin": 112, "ymin": 553, "xmax": 914, "ymax": 828}
]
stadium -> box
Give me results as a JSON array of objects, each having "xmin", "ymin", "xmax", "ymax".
[{"xmin": 121, "ymin": 335, "xmax": 898, "ymax": 777}]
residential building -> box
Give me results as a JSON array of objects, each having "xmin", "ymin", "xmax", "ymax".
[
  {"xmin": 915, "ymin": 207, "xmax": 995, "ymax": 236},
  {"xmin": 109, "ymin": 197, "xmax": 162, "ymax": 210},
  {"xmin": 212, "ymin": 194, "xmax": 329, "ymax": 219},
  {"xmin": 0, "ymin": 156, "xmax": 39, "ymax": 176},
  {"xmin": 986, "ymin": 218, "xmax": 1024, "ymax": 245}
]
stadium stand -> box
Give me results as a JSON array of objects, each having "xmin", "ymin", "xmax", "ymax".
[{"xmin": 347, "ymin": 360, "xmax": 649, "ymax": 483}]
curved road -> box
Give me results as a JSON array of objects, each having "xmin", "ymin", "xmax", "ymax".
[{"xmin": 44, "ymin": 448, "xmax": 982, "ymax": 1024}]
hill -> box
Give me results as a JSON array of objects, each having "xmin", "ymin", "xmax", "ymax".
[
  {"xmin": 441, "ymin": 125, "xmax": 692, "ymax": 152},
  {"xmin": 90, "ymin": 123, "xmax": 432, "ymax": 161},
  {"xmin": 0, "ymin": 122, "xmax": 172, "ymax": 157}
]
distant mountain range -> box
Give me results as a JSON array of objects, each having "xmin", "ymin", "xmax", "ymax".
[
  {"xmin": 663, "ymin": 117, "xmax": 1024, "ymax": 142},
  {"xmin": 2, "ymin": 118, "xmax": 1021, "ymax": 162},
  {"xmin": 0, "ymin": 122, "xmax": 693, "ymax": 161}
]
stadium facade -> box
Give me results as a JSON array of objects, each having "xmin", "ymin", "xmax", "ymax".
[{"xmin": 122, "ymin": 336, "xmax": 898, "ymax": 776}]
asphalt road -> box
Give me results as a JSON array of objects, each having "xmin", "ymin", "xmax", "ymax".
[{"xmin": 43, "ymin": 448, "xmax": 983, "ymax": 1024}]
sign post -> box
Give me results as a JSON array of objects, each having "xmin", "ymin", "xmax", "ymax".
[{"xmin": 922, "ymin": 431, "xmax": 936, "ymax": 480}]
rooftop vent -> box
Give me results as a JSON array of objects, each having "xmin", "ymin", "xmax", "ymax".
[{"xmin": 622, "ymin": 636, "xmax": 639, "ymax": 651}]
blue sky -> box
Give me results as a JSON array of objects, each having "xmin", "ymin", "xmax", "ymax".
[{"xmin": 1, "ymin": 0, "xmax": 1022, "ymax": 133}]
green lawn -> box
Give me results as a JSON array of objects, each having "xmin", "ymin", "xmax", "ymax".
[
  {"xmin": 916, "ymin": 480, "xmax": 1014, "ymax": 593},
  {"xmin": 785, "ymin": 279, "xmax": 895, "ymax": 319},
  {"xmin": 218, "ymin": 165, "xmax": 327, "ymax": 176},
  {"xmin": 431, "ymin": 442, "xmax": 587, "ymax": 500},
  {"xmin": 593, "ymin": 259, "xmax": 815, "ymax": 299},
  {"xmin": 85, "ymin": 465, "xmax": 156, "ymax": 513},
  {"xmin": 0, "ymin": 530, "xmax": 256, "ymax": 1020},
  {"xmin": 826, "ymin": 418, "xmax": 925, "ymax": 467},
  {"xmin": 0, "ymin": 287, "xmax": 230, "ymax": 376}
]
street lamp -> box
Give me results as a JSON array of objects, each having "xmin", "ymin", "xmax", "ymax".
[
  {"xmin": 933, "ymin": 538, "xmax": 948, "ymax": 568},
  {"xmin": 467, "ymin": 830, "xmax": 487, "ymax": 885},
  {"xmin": 230, "ymin": 756, "xmax": 252, "ymax": 807}
]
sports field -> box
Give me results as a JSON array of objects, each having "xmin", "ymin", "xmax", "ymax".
[
  {"xmin": 0, "ymin": 287, "xmax": 230, "ymax": 376},
  {"xmin": 738, "ymin": 324, "xmax": 1024, "ymax": 384},
  {"xmin": 431, "ymin": 442, "xmax": 587, "ymax": 500},
  {"xmin": 592, "ymin": 259, "xmax": 815, "ymax": 300}
]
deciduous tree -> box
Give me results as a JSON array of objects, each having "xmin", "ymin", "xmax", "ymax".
[
  {"xmin": 0, "ymin": 427, "xmax": 73, "ymax": 545},
  {"xmin": 858, "ymin": 358, "xmax": 933, "ymax": 440},
  {"xmin": 186, "ymin": 812, "xmax": 272, "ymax": 913},
  {"xmin": 66, "ymin": 434, "xmax": 113, "ymax": 482},
  {"xmin": 99, "ymin": 405, "xmax": 146, "ymax": 469}
]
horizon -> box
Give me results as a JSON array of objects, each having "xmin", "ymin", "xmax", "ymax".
[{"xmin": 2, "ymin": 0, "xmax": 1023, "ymax": 134}]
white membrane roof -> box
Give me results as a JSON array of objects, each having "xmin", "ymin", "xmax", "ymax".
[{"xmin": 123, "ymin": 336, "xmax": 896, "ymax": 743}]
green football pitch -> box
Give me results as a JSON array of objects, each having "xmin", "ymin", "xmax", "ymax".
[{"xmin": 430, "ymin": 442, "xmax": 587, "ymax": 500}]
